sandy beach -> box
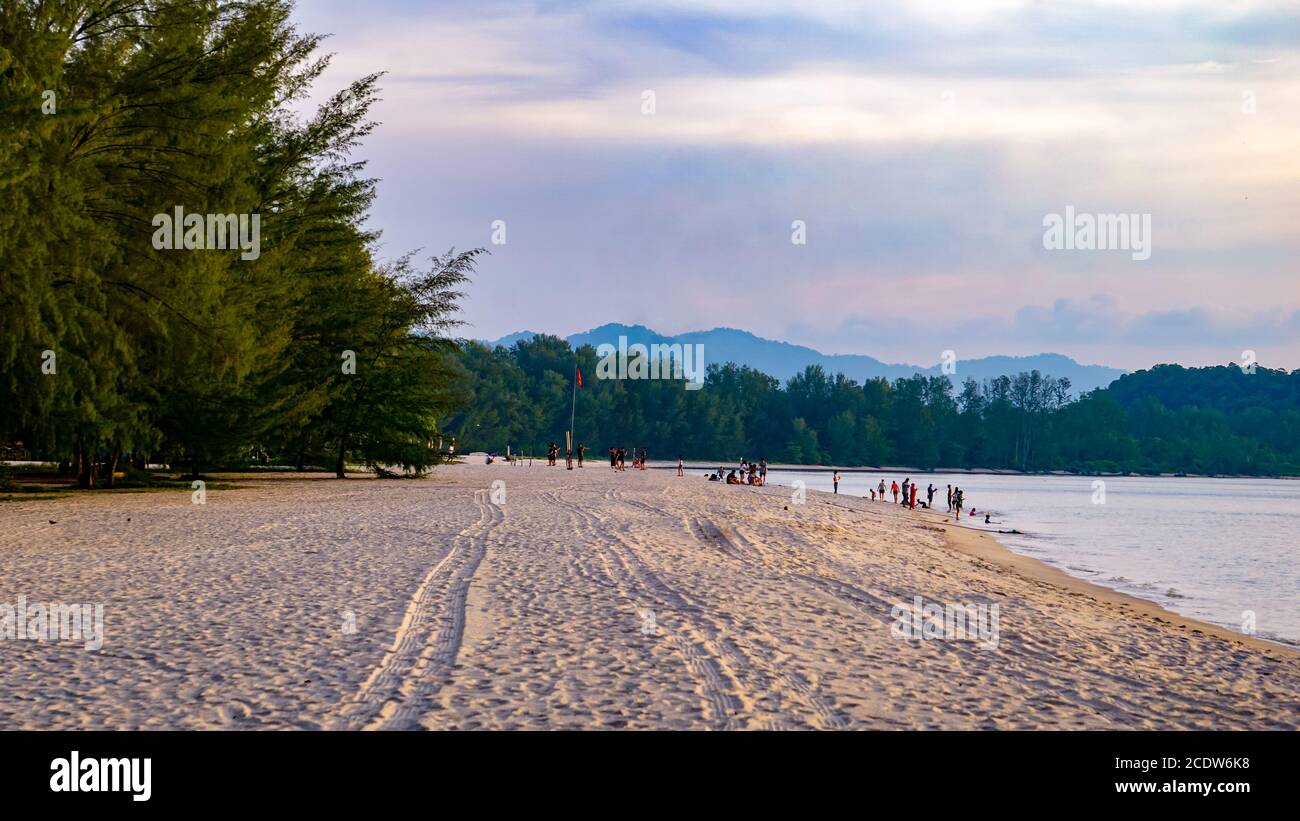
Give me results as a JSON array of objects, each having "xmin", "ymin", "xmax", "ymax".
[{"xmin": 0, "ymin": 462, "xmax": 1296, "ymax": 730}]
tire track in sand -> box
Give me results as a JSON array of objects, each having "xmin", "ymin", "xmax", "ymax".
[
  {"xmin": 545, "ymin": 490, "xmax": 748, "ymax": 729},
  {"xmin": 332, "ymin": 489, "xmax": 501, "ymax": 730},
  {"xmin": 682, "ymin": 517, "xmax": 853, "ymax": 729},
  {"xmin": 565, "ymin": 488, "xmax": 856, "ymax": 729}
]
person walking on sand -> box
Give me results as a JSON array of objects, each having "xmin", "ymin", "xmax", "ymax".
[
  {"xmin": 677, "ymin": 454, "xmax": 684, "ymax": 477},
  {"xmin": 901, "ymin": 478, "xmax": 910, "ymax": 506},
  {"xmin": 833, "ymin": 471, "xmax": 840, "ymax": 494},
  {"xmin": 878, "ymin": 479, "xmax": 886, "ymax": 501},
  {"xmin": 891, "ymin": 480, "xmax": 899, "ymax": 503},
  {"xmin": 870, "ymin": 488, "xmax": 876, "ymax": 501}
]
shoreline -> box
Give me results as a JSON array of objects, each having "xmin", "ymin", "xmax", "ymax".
[
  {"xmin": 633, "ymin": 460, "xmax": 1299, "ymax": 481},
  {"xmin": 925, "ymin": 510, "xmax": 1298, "ymax": 658},
  {"xmin": 751, "ymin": 469, "xmax": 1299, "ymax": 655}
]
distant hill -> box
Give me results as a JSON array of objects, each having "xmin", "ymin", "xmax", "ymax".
[{"xmin": 483, "ymin": 324, "xmax": 1127, "ymax": 395}]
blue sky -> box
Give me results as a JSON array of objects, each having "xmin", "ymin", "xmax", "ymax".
[{"xmin": 289, "ymin": 0, "xmax": 1300, "ymax": 370}]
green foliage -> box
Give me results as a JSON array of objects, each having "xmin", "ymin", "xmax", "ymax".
[
  {"xmin": 1, "ymin": 1, "xmax": 475, "ymax": 482},
  {"xmin": 446, "ymin": 339, "xmax": 1300, "ymax": 476}
]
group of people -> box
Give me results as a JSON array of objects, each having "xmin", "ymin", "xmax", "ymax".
[
  {"xmin": 864, "ymin": 477, "xmax": 934, "ymax": 511},
  {"xmin": 608, "ymin": 447, "xmax": 648, "ymax": 471},
  {"xmin": 546, "ymin": 442, "xmax": 586, "ymax": 469},
  {"xmin": 861, "ymin": 478, "xmax": 988, "ymax": 523},
  {"xmin": 709, "ymin": 457, "xmax": 766, "ymax": 486}
]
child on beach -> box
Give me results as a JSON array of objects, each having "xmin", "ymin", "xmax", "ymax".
[{"xmin": 677, "ymin": 455, "xmax": 684, "ymax": 477}]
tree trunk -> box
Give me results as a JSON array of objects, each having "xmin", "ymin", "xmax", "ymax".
[
  {"xmin": 105, "ymin": 449, "xmax": 120, "ymax": 488},
  {"xmin": 77, "ymin": 441, "xmax": 94, "ymax": 490},
  {"xmin": 335, "ymin": 436, "xmax": 348, "ymax": 479},
  {"xmin": 190, "ymin": 458, "xmax": 199, "ymax": 481},
  {"xmin": 296, "ymin": 450, "xmax": 305, "ymax": 472}
]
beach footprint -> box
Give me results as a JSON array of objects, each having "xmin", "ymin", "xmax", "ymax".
[{"xmin": 216, "ymin": 700, "xmax": 253, "ymax": 726}]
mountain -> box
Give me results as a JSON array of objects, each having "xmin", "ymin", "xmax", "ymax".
[{"xmin": 483, "ymin": 324, "xmax": 1127, "ymax": 395}]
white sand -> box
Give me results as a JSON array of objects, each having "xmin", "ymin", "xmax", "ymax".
[{"xmin": 0, "ymin": 463, "xmax": 1295, "ymax": 730}]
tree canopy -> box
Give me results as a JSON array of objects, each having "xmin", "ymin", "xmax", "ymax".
[
  {"xmin": 1, "ymin": 0, "xmax": 476, "ymax": 483},
  {"xmin": 446, "ymin": 337, "xmax": 1300, "ymax": 477}
]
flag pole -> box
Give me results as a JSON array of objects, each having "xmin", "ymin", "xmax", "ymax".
[{"xmin": 570, "ymin": 359, "xmax": 578, "ymax": 451}]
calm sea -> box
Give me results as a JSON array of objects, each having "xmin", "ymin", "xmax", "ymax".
[{"xmin": 763, "ymin": 469, "xmax": 1300, "ymax": 647}]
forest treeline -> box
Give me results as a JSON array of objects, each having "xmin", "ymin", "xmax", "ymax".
[
  {"xmin": 1, "ymin": 1, "xmax": 475, "ymax": 484},
  {"xmin": 445, "ymin": 336, "xmax": 1300, "ymax": 476}
]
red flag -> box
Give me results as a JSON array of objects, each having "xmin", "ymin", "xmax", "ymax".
[{"xmin": 576, "ymin": 367, "xmax": 583, "ymax": 387}]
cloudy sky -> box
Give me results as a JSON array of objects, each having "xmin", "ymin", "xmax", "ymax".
[{"xmin": 290, "ymin": 0, "xmax": 1299, "ymax": 371}]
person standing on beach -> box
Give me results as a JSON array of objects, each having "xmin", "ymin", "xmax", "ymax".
[
  {"xmin": 565, "ymin": 448, "xmax": 573, "ymax": 470},
  {"xmin": 946, "ymin": 484, "xmax": 953, "ymax": 512},
  {"xmin": 759, "ymin": 458, "xmax": 767, "ymax": 482},
  {"xmin": 577, "ymin": 443, "xmax": 586, "ymax": 467},
  {"xmin": 927, "ymin": 483, "xmax": 936, "ymax": 508},
  {"xmin": 901, "ymin": 478, "xmax": 910, "ymax": 506},
  {"xmin": 953, "ymin": 487, "xmax": 964, "ymax": 522},
  {"xmin": 891, "ymin": 480, "xmax": 899, "ymax": 503},
  {"xmin": 910, "ymin": 483, "xmax": 917, "ymax": 509},
  {"xmin": 878, "ymin": 479, "xmax": 886, "ymax": 501},
  {"xmin": 833, "ymin": 472, "xmax": 840, "ymax": 494},
  {"xmin": 870, "ymin": 488, "xmax": 876, "ymax": 501},
  {"xmin": 677, "ymin": 455, "xmax": 684, "ymax": 477}
]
